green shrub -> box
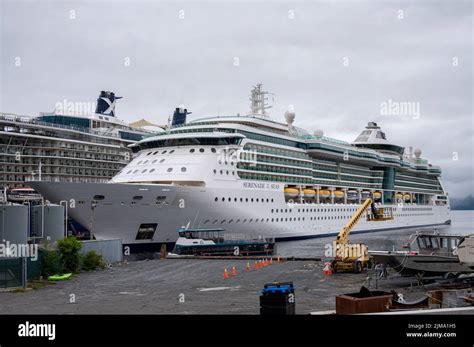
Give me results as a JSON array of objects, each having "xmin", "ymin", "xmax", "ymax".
[
  {"xmin": 82, "ymin": 250, "xmax": 104, "ymax": 271},
  {"xmin": 41, "ymin": 250, "xmax": 62, "ymax": 277},
  {"xmin": 57, "ymin": 236, "xmax": 82, "ymax": 273}
]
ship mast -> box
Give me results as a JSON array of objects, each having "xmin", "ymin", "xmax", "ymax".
[{"xmin": 248, "ymin": 83, "xmax": 272, "ymax": 117}]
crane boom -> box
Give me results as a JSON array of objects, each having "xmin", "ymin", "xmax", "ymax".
[{"xmin": 335, "ymin": 199, "xmax": 373, "ymax": 244}]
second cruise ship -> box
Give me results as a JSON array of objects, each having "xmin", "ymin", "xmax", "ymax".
[{"xmin": 30, "ymin": 85, "xmax": 451, "ymax": 246}]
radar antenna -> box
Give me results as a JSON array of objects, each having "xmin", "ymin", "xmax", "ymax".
[{"xmin": 248, "ymin": 83, "xmax": 273, "ymax": 117}]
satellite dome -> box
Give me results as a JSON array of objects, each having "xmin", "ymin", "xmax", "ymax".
[
  {"xmin": 314, "ymin": 129, "xmax": 324, "ymax": 137},
  {"xmin": 284, "ymin": 105, "xmax": 295, "ymax": 125},
  {"xmin": 414, "ymin": 148, "xmax": 422, "ymax": 158}
]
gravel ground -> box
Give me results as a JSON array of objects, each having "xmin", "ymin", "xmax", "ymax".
[{"xmin": 0, "ymin": 258, "xmax": 426, "ymax": 314}]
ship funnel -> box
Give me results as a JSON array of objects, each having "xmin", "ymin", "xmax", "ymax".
[
  {"xmin": 95, "ymin": 91, "xmax": 122, "ymax": 117},
  {"xmin": 171, "ymin": 105, "xmax": 191, "ymax": 126}
]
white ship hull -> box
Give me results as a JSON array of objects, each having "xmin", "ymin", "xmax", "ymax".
[{"xmin": 29, "ymin": 181, "xmax": 451, "ymax": 245}]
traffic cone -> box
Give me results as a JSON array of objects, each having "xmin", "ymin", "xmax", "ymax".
[
  {"xmin": 258, "ymin": 260, "xmax": 263, "ymax": 268},
  {"xmin": 264, "ymin": 259, "xmax": 268, "ymax": 267},
  {"xmin": 254, "ymin": 261, "xmax": 258, "ymax": 270},
  {"xmin": 269, "ymin": 258, "xmax": 273, "ymax": 265},
  {"xmin": 246, "ymin": 262, "xmax": 251, "ymax": 272},
  {"xmin": 231, "ymin": 266, "xmax": 237, "ymax": 277},
  {"xmin": 224, "ymin": 268, "xmax": 229, "ymax": 279}
]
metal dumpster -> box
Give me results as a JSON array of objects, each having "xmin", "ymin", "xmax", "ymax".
[{"xmin": 336, "ymin": 287, "xmax": 392, "ymax": 314}]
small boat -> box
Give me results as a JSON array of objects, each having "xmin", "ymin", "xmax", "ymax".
[
  {"xmin": 172, "ymin": 228, "xmax": 275, "ymax": 256},
  {"xmin": 334, "ymin": 190, "xmax": 344, "ymax": 199},
  {"xmin": 454, "ymin": 234, "xmax": 474, "ymax": 269},
  {"xmin": 370, "ymin": 231, "xmax": 474, "ymax": 277},
  {"xmin": 373, "ymin": 191, "xmax": 382, "ymax": 201},
  {"xmin": 346, "ymin": 190, "xmax": 358, "ymax": 200},
  {"xmin": 284, "ymin": 187, "xmax": 299, "ymax": 199},
  {"xmin": 319, "ymin": 189, "xmax": 330, "ymax": 198},
  {"xmin": 395, "ymin": 192, "xmax": 404, "ymax": 201},
  {"xmin": 303, "ymin": 189, "xmax": 316, "ymax": 198},
  {"xmin": 7, "ymin": 188, "xmax": 42, "ymax": 203},
  {"xmin": 48, "ymin": 273, "xmax": 73, "ymax": 281},
  {"xmin": 361, "ymin": 191, "xmax": 371, "ymax": 200},
  {"xmin": 404, "ymin": 193, "xmax": 412, "ymax": 202}
]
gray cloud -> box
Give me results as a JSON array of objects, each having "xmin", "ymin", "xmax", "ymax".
[{"xmin": 1, "ymin": 0, "xmax": 472, "ymax": 198}]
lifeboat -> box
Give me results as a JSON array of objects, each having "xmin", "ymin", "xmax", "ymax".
[
  {"xmin": 373, "ymin": 191, "xmax": 382, "ymax": 201},
  {"xmin": 361, "ymin": 191, "xmax": 371, "ymax": 200},
  {"xmin": 347, "ymin": 190, "xmax": 358, "ymax": 200},
  {"xmin": 319, "ymin": 189, "xmax": 330, "ymax": 199},
  {"xmin": 395, "ymin": 192, "xmax": 404, "ymax": 201},
  {"xmin": 303, "ymin": 189, "xmax": 316, "ymax": 198},
  {"xmin": 334, "ymin": 190, "xmax": 345, "ymax": 199},
  {"xmin": 284, "ymin": 187, "xmax": 299, "ymax": 199},
  {"xmin": 404, "ymin": 193, "xmax": 412, "ymax": 202}
]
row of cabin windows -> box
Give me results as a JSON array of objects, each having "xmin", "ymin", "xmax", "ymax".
[
  {"xmin": 215, "ymin": 197, "xmax": 275, "ymax": 203},
  {"xmin": 213, "ymin": 169, "xmax": 235, "ymax": 176},
  {"xmin": 203, "ymin": 216, "xmax": 306, "ymax": 224},
  {"xmin": 145, "ymin": 148, "xmax": 217, "ymax": 156},
  {"xmin": 126, "ymin": 166, "xmax": 187, "ymax": 174}
]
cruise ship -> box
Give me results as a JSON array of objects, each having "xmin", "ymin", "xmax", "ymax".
[
  {"xmin": 30, "ymin": 84, "xmax": 450, "ymax": 247},
  {"xmin": 1, "ymin": 91, "xmax": 153, "ymax": 193}
]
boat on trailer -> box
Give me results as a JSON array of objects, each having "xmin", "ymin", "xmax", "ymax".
[
  {"xmin": 171, "ymin": 228, "xmax": 275, "ymax": 256},
  {"xmin": 369, "ymin": 230, "xmax": 474, "ymax": 277}
]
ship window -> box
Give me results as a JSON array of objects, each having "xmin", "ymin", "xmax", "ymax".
[
  {"xmin": 203, "ymin": 220, "xmax": 209, "ymax": 224},
  {"xmin": 133, "ymin": 170, "xmax": 138, "ymax": 173},
  {"xmin": 213, "ymin": 220, "xmax": 218, "ymax": 224},
  {"xmin": 228, "ymin": 197, "xmax": 231, "ymax": 202},
  {"xmin": 167, "ymin": 168, "xmax": 173, "ymax": 172},
  {"xmin": 162, "ymin": 150, "xmax": 167, "ymax": 154},
  {"xmin": 135, "ymin": 223, "xmax": 157, "ymax": 240},
  {"xmin": 256, "ymin": 198, "xmax": 259, "ymax": 202},
  {"xmin": 213, "ymin": 169, "xmax": 217, "ymax": 174},
  {"xmin": 147, "ymin": 152, "xmax": 152, "ymax": 156},
  {"xmin": 222, "ymin": 197, "xmax": 225, "ymax": 202},
  {"xmin": 169, "ymin": 150, "xmax": 175, "ymax": 154},
  {"xmin": 149, "ymin": 168, "xmax": 155, "ymax": 173},
  {"xmin": 137, "ymin": 161, "xmax": 142, "ymax": 165},
  {"xmin": 142, "ymin": 169, "xmax": 148, "ymax": 173},
  {"xmin": 153, "ymin": 151, "xmax": 158, "ymax": 155},
  {"xmin": 215, "ymin": 197, "xmax": 218, "ymax": 202},
  {"xmin": 156, "ymin": 196, "xmax": 166, "ymax": 201},
  {"xmin": 160, "ymin": 159, "xmax": 165, "ymax": 163},
  {"xmin": 221, "ymin": 220, "xmax": 226, "ymax": 224},
  {"xmin": 93, "ymin": 195, "xmax": 105, "ymax": 200},
  {"xmin": 181, "ymin": 167, "xmax": 187, "ymax": 172},
  {"xmin": 133, "ymin": 196, "xmax": 143, "ymax": 200},
  {"xmin": 200, "ymin": 148, "xmax": 204, "ymax": 153},
  {"xmin": 211, "ymin": 148, "xmax": 216, "ymax": 153},
  {"xmin": 126, "ymin": 170, "xmax": 132, "ymax": 174},
  {"xmin": 143, "ymin": 160, "xmax": 149, "ymax": 164},
  {"xmin": 190, "ymin": 149, "xmax": 195, "ymax": 153}
]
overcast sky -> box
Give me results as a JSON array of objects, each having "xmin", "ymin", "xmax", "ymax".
[{"xmin": 1, "ymin": 0, "xmax": 472, "ymax": 199}]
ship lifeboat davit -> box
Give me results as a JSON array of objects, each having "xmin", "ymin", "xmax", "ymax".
[
  {"xmin": 347, "ymin": 190, "xmax": 358, "ymax": 200},
  {"xmin": 303, "ymin": 189, "xmax": 316, "ymax": 198},
  {"xmin": 284, "ymin": 187, "xmax": 299, "ymax": 199},
  {"xmin": 404, "ymin": 193, "xmax": 412, "ymax": 201},
  {"xmin": 334, "ymin": 190, "xmax": 345, "ymax": 199},
  {"xmin": 373, "ymin": 191, "xmax": 382, "ymax": 201},
  {"xmin": 319, "ymin": 189, "xmax": 330, "ymax": 199}
]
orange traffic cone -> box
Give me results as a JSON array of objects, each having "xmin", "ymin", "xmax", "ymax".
[
  {"xmin": 224, "ymin": 268, "xmax": 229, "ymax": 279},
  {"xmin": 246, "ymin": 262, "xmax": 251, "ymax": 272},
  {"xmin": 231, "ymin": 266, "xmax": 237, "ymax": 277},
  {"xmin": 254, "ymin": 261, "xmax": 258, "ymax": 270},
  {"xmin": 264, "ymin": 259, "xmax": 268, "ymax": 267},
  {"xmin": 269, "ymin": 258, "xmax": 273, "ymax": 265},
  {"xmin": 258, "ymin": 260, "xmax": 263, "ymax": 268}
]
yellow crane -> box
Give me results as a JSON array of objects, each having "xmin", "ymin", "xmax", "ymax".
[{"xmin": 331, "ymin": 199, "xmax": 393, "ymax": 273}]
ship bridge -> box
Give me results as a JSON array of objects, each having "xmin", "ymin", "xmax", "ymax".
[{"xmin": 352, "ymin": 122, "xmax": 405, "ymax": 155}]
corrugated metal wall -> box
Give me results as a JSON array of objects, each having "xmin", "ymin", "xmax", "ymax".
[{"xmin": 80, "ymin": 239, "xmax": 123, "ymax": 264}]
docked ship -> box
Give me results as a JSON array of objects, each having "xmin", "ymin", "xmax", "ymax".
[
  {"xmin": 29, "ymin": 84, "xmax": 450, "ymax": 247},
  {"xmin": 1, "ymin": 91, "xmax": 154, "ymax": 193}
]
